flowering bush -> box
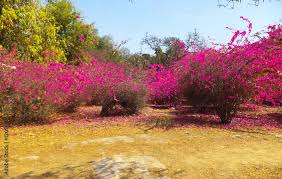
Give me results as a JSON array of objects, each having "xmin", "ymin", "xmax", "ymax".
[
  {"xmin": 100, "ymin": 82, "xmax": 147, "ymax": 116},
  {"xmin": 0, "ymin": 48, "xmax": 147, "ymax": 121},
  {"xmin": 46, "ymin": 63, "xmax": 83, "ymax": 112},
  {"xmin": 146, "ymin": 64, "xmax": 180, "ymax": 105},
  {"xmin": 0, "ymin": 57, "xmax": 53, "ymax": 124},
  {"xmin": 77, "ymin": 60, "xmax": 147, "ymax": 116},
  {"xmin": 0, "ymin": 89, "xmax": 53, "ymax": 124},
  {"xmin": 77, "ymin": 60, "xmax": 136, "ymax": 104},
  {"xmin": 0, "ymin": 17, "xmax": 281, "ymax": 125},
  {"xmin": 177, "ymin": 18, "xmax": 282, "ymax": 123},
  {"xmin": 179, "ymin": 49, "xmax": 253, "ymax": 123}
]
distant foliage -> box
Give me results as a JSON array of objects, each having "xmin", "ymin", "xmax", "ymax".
[
  {"xmin": 94, "ymin": 36, "xmax": 130, "ymax": 64},
  {"xmin": 0, "ymin": 1, "xmax": 65, "ymax": 63},
  {"xmin": 141, "ymin": 35, "xmax": 184, "ymax": 66},
  {"xmin": 0, "ymin": 0, "xmax": 99, "ymax": 64},
  {"xmin": 46, "ymin": 0, "xmax": 99, "ymax": 65}
]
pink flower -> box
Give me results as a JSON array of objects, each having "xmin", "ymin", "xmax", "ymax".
[
  {"xmin": 79, "ymin": 34, "xmax": 85, "ymax": 42},
  {"xmin": 176, "ymin": 42, "xmax": 186, "ymax": 48}
]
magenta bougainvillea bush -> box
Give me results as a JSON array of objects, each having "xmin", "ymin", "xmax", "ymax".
[
  {"xmin": 145, "ymin": 64, "xmax": 180, "ymax": 105},
  {"xmin": 0, "ymin": 51, "xmax": 146, "ymax": 120},
  {"xmin": 173, "ymin": 17, "xmax": 281, "ymax": 123},
  {"xmin": 0, "ymin": 18, "xmax": 281, "ymax": 123},
  {"xmin": 1, "ymin": 59, "xmax": 140, "ymax": 106}
]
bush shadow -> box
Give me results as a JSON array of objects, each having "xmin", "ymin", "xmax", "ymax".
[
  {"xmin": 144, "ymin": 105, "xmax": 282, "ymax": 131},
  {"xmin": 168, "ymin": 106, "xmax": 221, "ymax": 128}
]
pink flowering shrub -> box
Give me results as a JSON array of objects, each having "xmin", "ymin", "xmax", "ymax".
[
  {"xmin": 45, "ymin": 63, "xmax": 83, "ymax": 112},
  {"xmin": 0, "ymin": 55, "xmax": 53, "ymax": 123},
  {"xmin": 0, "ymin": 48, "xmax": 148, "ymax": 121},
  {"xmin": 100, "ymin": 82, "xmax": 147, "ymax": 116},
  {"xmin": 177, "ymin": 18, "xmax": 282, "ymax": 123},
  {"xmin": 180, "ymin": 49, "xmax": 254, "ymax": 123},
  {"xmin": 78, "ymin": 60, "xmax": 133, "ymax": 104},
  {"xmin": 78, "ymin": 60, "xmax": 148, "ymax": 116},
  {"xmin": 146, "ymin": 64, "xmax": 180, "ymax": 105}
]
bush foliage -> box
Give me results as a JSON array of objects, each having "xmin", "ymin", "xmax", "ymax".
[
  {"xmin": 100, "ymin": 83, "xmax": 147, "ymax": 116},
  {"xmin": 177, "ymin": 18, "xmax": 281, "ymax": 123}
]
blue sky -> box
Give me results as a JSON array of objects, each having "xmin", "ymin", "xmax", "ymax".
[{"xmin": 71, "ymin": 0, "xmax": 281, "ymax": 53}]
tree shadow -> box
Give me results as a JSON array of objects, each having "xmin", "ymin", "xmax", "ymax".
[
  {"xmin": 12, "ymin": 159, "xmax": 179, "ymax": 179},
  {"xmin": 141, "ymin": 106, "xmax": 221, "ymax": 132},
  {"xmin": 0, "ymin": 106, "xmax": 101, "ymax": 128},
  {"xmin": 0, "ymin": 117, "xmax": 55, "ymax": 128},
  {"xmin": 229, "ymin": 128, "xmax": 270, "ymax": 135},
  {"xmin": 150, "ymin": 104, "xmax": 175, "ymax": 110},
  {"xmin": 13, "ymin": 162, "xmax": 95, "ymax": 179},
  {"xmin": 266, "ymin": 113, "xmax": 282, "ymax": 123},
  {"xmin": 14, "ymin": 171, "xmax": 60, "ymax": 179},
  {"xmin": 143, "ymin": 105, "xmax": 282, "ymax": 131},
  {"xmin": 168, "ymin": 106, "xmax": 221, "ymax": 129}
]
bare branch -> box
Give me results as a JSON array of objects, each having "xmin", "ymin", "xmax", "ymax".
[{"xmin": 217, "ymin": 0, "xmax": 269, "ymax": 8}]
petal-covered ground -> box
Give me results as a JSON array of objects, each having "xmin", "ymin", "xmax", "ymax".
[{"xmin": 0, "ymin": 105, "xmax": 281, "ymax": 178}]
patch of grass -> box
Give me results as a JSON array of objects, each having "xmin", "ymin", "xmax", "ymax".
[{"xmin": 0, "ymin": 106, "xmax": 281, "ymax": 178}]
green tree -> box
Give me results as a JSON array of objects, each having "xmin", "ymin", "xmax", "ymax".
[
  {"xmin": 0, "ymin": 1, "xmax": 65, "ymax": 62},
  {"xmin": 142, "ymin": 34, "xmax": 183, "ymax": 66},
  {"xmin": 94, "ymin": 35, "xmax": 130, "ymax": 63},
  {"xmin": 46, "ymin": 0, "xmax": 99, "ymax": 64},
  {"xmin": 123, "ymin": 53, "xmax": 154, "ymax": 68}
]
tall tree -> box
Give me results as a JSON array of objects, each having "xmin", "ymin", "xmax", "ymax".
[
  {"xmin": 0, "ymin": 0, "xmax": 65, "ymax": 62},
  {"xmin": 142, "ymin": 34, "xmax": 183, "ymax": 65},
  {"xmin": 46, "ymin": 0, "xmax": 99, "ymax": 64}
]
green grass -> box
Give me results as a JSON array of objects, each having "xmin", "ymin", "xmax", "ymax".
[{"xmin": 0, "ymin": 106, "xmax": 281, "ymax": 178}]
